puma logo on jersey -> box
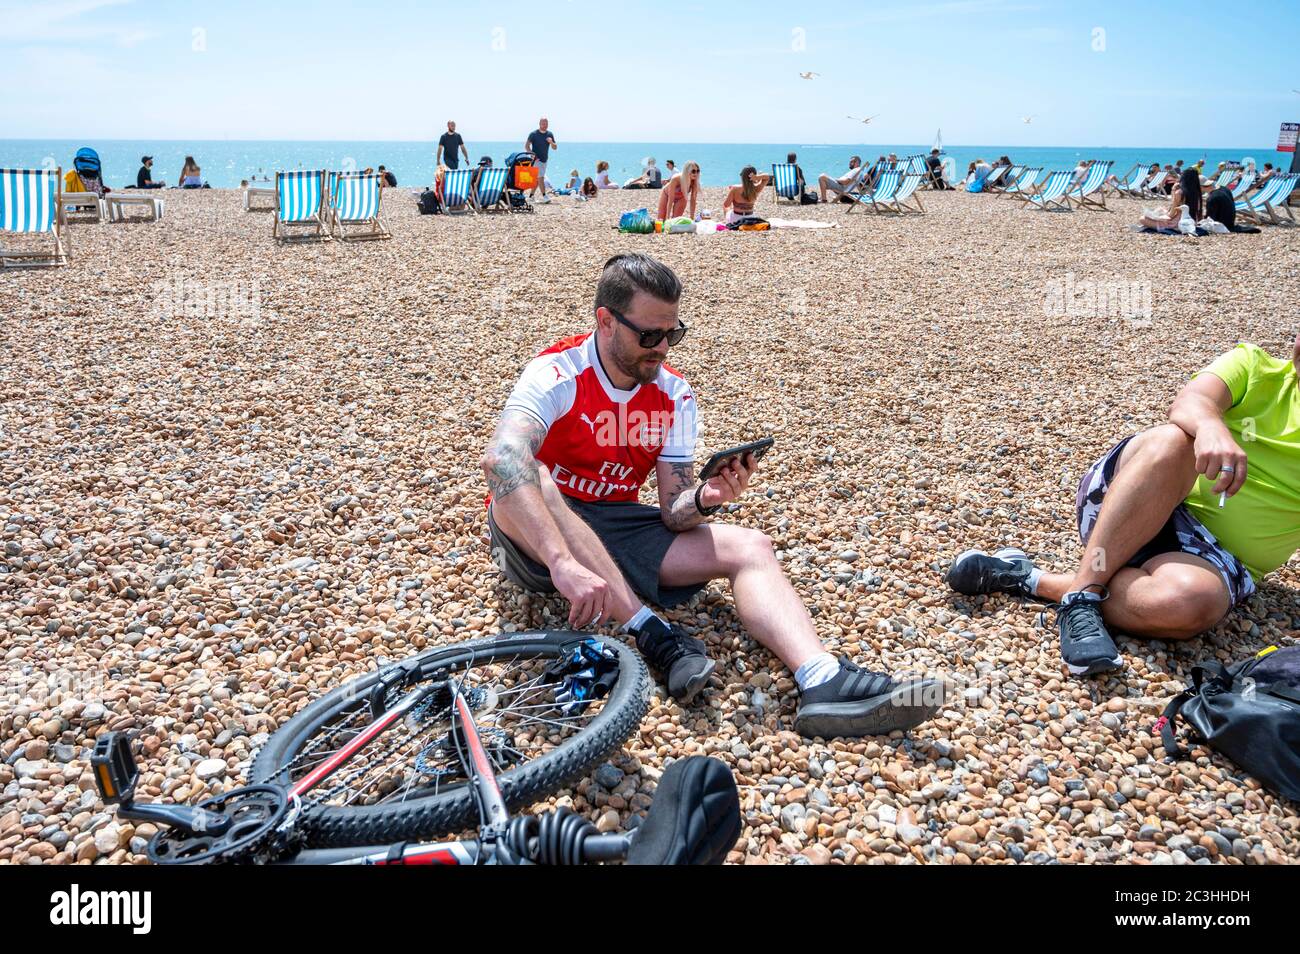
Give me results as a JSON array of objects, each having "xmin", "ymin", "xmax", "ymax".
[{"xmin": 579, "ymin": 413, "xmax": 598, "ymax": 433}]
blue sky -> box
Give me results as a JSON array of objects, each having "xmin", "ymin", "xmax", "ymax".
[{"xmin": 1, "ymin": 0, "xmax": 1296, "ymax": 147}]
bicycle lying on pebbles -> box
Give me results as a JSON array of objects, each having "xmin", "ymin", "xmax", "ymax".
[{"xmin": 93, "ymin": 630, "xmax": 742, "ymax": 865}]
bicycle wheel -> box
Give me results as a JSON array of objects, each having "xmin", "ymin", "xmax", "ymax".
[{"xmin": 248, "ymin": 630, "xmax": 649, "ymax": 848}]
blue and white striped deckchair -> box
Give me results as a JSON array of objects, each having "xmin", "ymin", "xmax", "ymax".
[
  {"xmin": 1240, "ymin": 173, "xmax": 1298, "ymax": 225},
  {"xmin": 1229, "ymin": 171, "xmax": 1256, "ymax": 199},
  {"xmin": 1066, "ymin": 160, "xmax": 1113, "ymax": 210},
  {"xmin": 274, "ymin": 170, "xmax": 328, "ymax": 241},
  {"xmin": 771, "ymin": 163, "xmax": 800, "ymax": 203},
  {"xmin": 1114, "ymin": 165, "xmax": 1151, "ymax": 196},
  {"xmin": 847, "ymin": 169, "xmax": 901, "ymax": 213},
  {"xmin": 981, "ymin": 164, "xmax": 1015, "ymax": 191},
  {"xmin": 0, "ymin": 167, "xmax": 70, "ymax": 267},
  {"xmin": 1107, "ymin": 163, "xmax": 1142, "ymax": 195},
  {"xmin": 330, "ymin": 172, "xmax": 389, "ymax": 240},
  {"xmin": 904, "ymin": 155, "xmax": 927, "ymax": 176},
  {"xmin": 883, "ymin": 173, "xmax": 926, "ymax": 214},
  {"xmin": 1233, "ymin": 174, "xmax": 1286, "ymax": 222},
  {"xmin": 473, "ymin": 167, "xmax": 510, "ymax": 212},
  {"xmin": 1141, "ymin": 168, "xmax": 1170, "ymax": 197},
  {"xmin": 1001, "ymin": 166, "xmax": 1043, "ymax": 198},
  {"xmin": 1208, "ymin": 168, "xmax": 1234, "ymax": 191},
  {"xmin": 1023, "ymin": 170, "xmax": 1074, "ymax": 211},
  {"xmin": 442, "ymin": 168, "xmax": 472, "ymax": 213}
]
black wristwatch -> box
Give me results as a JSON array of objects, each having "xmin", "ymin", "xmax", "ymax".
[{"xmin": 694, "ymin": 484, "xmax": 721, "ymax": 517}]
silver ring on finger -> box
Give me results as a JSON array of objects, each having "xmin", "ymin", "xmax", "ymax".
[{"xmin": 1220, "ymin": 465, "xmax": 1235, "ymax": 474}]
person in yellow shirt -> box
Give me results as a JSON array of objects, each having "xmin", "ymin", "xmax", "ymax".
[{"xmin": 947, "ymin": 338, "xmax": 1300, "ymax": 677}]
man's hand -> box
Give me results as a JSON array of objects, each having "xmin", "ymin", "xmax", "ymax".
[
  {"xmin": 698, "ymin": 452, "xmax": 756, "ymax": 508},
  {"xmin": 551, "ymin": 557, "xmax": 613, "ymax": 628},
  {"xmin": 1194, "ymin": 426, "xmax": 1248, "ymax": 497}
]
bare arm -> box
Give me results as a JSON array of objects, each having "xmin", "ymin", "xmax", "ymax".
[
  {"xmin": 480, "ymin": 409, "xmax": 572, "ymax": 566},
  {"xmin": 1169, "ymin": 372, "xmax": 1247, "ymax": 496},
  {"xmin": 656, "ymin": 460, "xmax": 707, "ymax": 532}
]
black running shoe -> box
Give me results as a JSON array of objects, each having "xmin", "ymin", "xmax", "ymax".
[
  {"xmin": 1052, "ymin": 590, "xmax": 1123, "ymax": 676},
  {"xmin": 794, "ymin": 660, "xmax": 946, "ymax": 739},
  {"xmin": 633, "ymin": 617, "xmax": 715, "ymax": 704},
  {"xmin": 946, "ymin": 547, "xmax": 1035, "ymax": 597}
]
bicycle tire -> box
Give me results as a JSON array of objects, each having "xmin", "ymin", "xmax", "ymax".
[{"xmin": 248, "ymin": 630, "xmax": 649, "ymax": 848}]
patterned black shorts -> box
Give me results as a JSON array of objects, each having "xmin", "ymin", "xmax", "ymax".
[{"xmin": 1075, "ymin": 435, "xmax": 1255, "ymax": 605}]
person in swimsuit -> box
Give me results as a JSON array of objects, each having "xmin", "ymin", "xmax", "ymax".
[
  {"xmin": 179, "ymin": 156, "xmax": 204, "ymax": 188},
  {"xmin": 657, "ymin": 161, "xmax": 700, "ymax": 220},
  {"xmin": 1138, "ymin": 168, "xmax": 1201, "ymax": 230},
  {"xmin": 721, "ymin": 165, "xmax": 772, "ymax": 223}
]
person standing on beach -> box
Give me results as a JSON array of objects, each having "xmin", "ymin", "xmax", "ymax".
[
  {"xmin": 946, "ymin": 336, "xmax": 1300, "ymax": 676},
  {"xmin": 525, "ymin": 117, "xmax": 557, "ymax": 203},
  {"xmin": 480, "ymin": 253, "xmax": 947, "ymax": 737},
  {"xmin": 437, "ymin": 121, "xmax": 469, "ymax": 170}
]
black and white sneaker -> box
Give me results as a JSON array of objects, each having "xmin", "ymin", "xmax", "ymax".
[
  {"xmin": 633, "ymin": 617, "xmax": 715, "ymax": 704},
  {"xmin": 1052, "ymin": 590, "xmax": 1123, "ymax": 676},
  {"xmin": 794, "ymin": 661, "xmax": 946, "ymax": 739},
  {"xmin": 946, "ymin": 547, "xmax": 1035, "ymax": 597}
]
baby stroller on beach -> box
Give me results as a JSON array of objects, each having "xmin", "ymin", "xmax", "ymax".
[{"xmin": 504, "ymin": 152, "xmax": 538, "ymax": 212}]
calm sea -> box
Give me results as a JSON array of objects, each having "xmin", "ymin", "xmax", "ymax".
[{"xmin": 3, "ymin": 139, "xmax": 1292, "ymax": 190}]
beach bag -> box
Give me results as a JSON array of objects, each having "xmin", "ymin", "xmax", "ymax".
[
  {"xmin": 618, "ymin": 209, "xmax": 656, "ymax": 234},
  {"xmin": 1157, "ymin": 645, "xmax": 1300, "ymax": 801},
  {"xmin": 799, "ymin": 190, "xmax": 818, "ymax": 205},
  {"xmin": 664, "ymin": 216, "xmax": 695, "ymax": 233},
  {"xmin": 967, "ymin": 178, "xmax": 984, "ymax": 194},
  {"xmin": 417, "ymin": 189, "xmax": 441, "ymax": 214}
]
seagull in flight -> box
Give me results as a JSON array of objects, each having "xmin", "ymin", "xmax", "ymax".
[
  {"xmin": 799, "ymin": 71, "xmax": 820, "ymax": 80},
  {"xmin": 847, "ymin": 114, "xmax": 880, "ymax": 125},
  {"xmin": 1021, "ymin": 115, "xmax": 1036, "ymax": 124}
]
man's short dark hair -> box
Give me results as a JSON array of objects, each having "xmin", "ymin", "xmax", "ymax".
[
  {"xmin": 595, "ymin": 254, "xmax": 682, "ymax": 315},
  {"xmin": 787, "ymin": 152, "xmax": 797, "ymax": 163}
]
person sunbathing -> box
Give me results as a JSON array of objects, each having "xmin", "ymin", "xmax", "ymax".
[
  {"xmin": 480, "ymin": 252, "xmax": 947, "ymax": 736},
  {"xmin": 1137, "ymin": 168, "xmax": 1201, "ymax": 230},
  {"xmin": 657, "ymin": 161, "xmax": 700, "ymax": 220},
  {"xmin": 947, "ymin": 335, "xmax": 1300, "ymax": 676},
  {"xmin": 817, "ymin": 156, "xmax": 862, "ymax": 203},
  {"xmin": 594, "ymin": 161, "xmax": 619, "ymax": 189},
  {"xmin": 721, "ymin": 166, "xmax": 772, "ymax": 223}
]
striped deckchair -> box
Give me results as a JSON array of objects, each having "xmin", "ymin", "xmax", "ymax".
[
  {"xmin": 1239, "ymin": 173, "xmax": 1298, "ymax": 225},
  {"xmin": 473, "ymin": 166, "xmax": 509, "ymax": 212},
  {"xmin": 771, "ymin": 163, "xmax": 800, "ymax": 203},
  {"xmin": 330, "ymin": 172, "xmax": 389, "ymax": 240},
  {"xmin": 0, "ymin": 167, "xmax": 70, "ymax": 267},
  {"xmin": 1208, "ymin": 168, "xmax": 1234, "ymax": 191},
  {"xmin": 274, "ymin": 170, "xmax": 329, "ymax": 241},
  {"xmin": 904, "ymin": 155, "xmax": 927, "ymax": 176},
  {"xmin": 1001, "ymin": 166, "xmax": 1043, "ymax": 198},
  {"xmin": 847, "ymin": 169, "xmax": 901, "ymax": 213},
  {"xmin": 981, "ymin": 165, "xmax": 1013, "ymax": 191},
  {"xmin": 1141, "ymin": 169, "xmax": 1170, "ymax": 197},
  {"xmin": 442, "ymin": 168, "xmax": 472, "ymax": 214},
  {"xmin": 883, "ymin": 173, "xmax": 925, "ymax": 213},
  {"xmin": 1114, "ymin": 165, "xmax": 1152, "ymax": 196},
  {"xmin": 1023, "ymin": 170, "xmax": 1074, "ymax": 211},
  {"xmin": 1066, "ymin": 160, "xmax": 1113, "ymax": 210},
  {"xmin": 1229, "ymin": 171, "xmax": 1256, "ymax": 199}
]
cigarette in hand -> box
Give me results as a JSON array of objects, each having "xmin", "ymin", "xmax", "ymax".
[{"xmin": 1218, "ymin": 490, "xmax": 1227, "ymax": 508}]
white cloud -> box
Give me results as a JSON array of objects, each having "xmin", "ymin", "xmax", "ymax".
[{"xmin": 0, "ymin": 0, "xmax": 155, "ymax": 47}]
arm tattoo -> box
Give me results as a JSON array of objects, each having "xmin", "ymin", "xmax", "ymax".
[
  {"xmin": 661, "ymin": 460, "xmax": 704, "ymax": 532},
  {"xmin": 484, "ymin": 410, "xmax": 548, "ymax": 501}
]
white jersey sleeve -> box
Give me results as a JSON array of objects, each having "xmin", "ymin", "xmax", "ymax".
[
  {"xmin": 502, "ymin": 353, "xmax": 578, "ymax": 431},
  {"xmin": 658, "ymin": 381, "xmax": 697, "ymax": 463}
]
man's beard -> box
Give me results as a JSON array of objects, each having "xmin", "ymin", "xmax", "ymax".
[{"xmin": 611, "ymin": 338, "xmax": 661, "ymax": 385}]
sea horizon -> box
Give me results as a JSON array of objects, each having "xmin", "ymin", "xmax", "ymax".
[{"xmin": 5, "ymin": 138, "xmax": 1293, "ymax": 190}]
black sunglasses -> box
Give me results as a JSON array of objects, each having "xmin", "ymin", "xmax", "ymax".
[{"xmin": 607, "ymin": 307, "xmax": 688, "ymax": 349}]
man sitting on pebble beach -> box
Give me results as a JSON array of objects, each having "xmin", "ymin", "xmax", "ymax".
[
  {"xmin": 481, "ymin": 252, "xmax": 946, "ymax": 738},
  {"xmin": 947, "ymin": 338, "xmax": 1300, "ymax": 676}
]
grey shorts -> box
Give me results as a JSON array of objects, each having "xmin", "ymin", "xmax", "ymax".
[
  {"xmin": 1076, "ymin": 435, "xmax": 1255, "ymax": 606},
  {"xmin": 487, "ymin": 498, "xmax": 706, "ymax": 608}
]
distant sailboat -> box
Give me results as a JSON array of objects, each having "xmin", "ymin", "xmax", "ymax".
[{"xmin": 933, "ymin": 129, "xmax": 943, "ymax": 153}]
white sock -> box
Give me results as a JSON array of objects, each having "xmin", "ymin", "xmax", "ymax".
[
  {"xmin": 622, "ymin": 605, "xmax": 657, "ymax": 633},
  {"xmin": 794, "ymin": 652, "xmax": 840, "ymax": 691},
  {"xmin": 1026, "ymin": 567, "xmax": 1043, "ymax": 596}
]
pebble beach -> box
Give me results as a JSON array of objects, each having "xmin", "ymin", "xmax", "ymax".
[{"xmin": 1, "ymin": 185, "xmax": 1298, "ymax": 866}]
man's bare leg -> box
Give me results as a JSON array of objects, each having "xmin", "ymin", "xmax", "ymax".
[
  {"xmin": 490, "ymin": 469, "xmax": 642, "ymax": 623},
  {"xmin": 658, "ymin": 523, "xmax": 827, "ymax": 671}
]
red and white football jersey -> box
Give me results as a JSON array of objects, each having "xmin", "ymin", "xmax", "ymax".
[{"xmin": 502, "ymin": 333, "xmax": 697, "ymax": 503}]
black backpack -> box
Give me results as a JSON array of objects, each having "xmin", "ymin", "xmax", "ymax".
[
  {"xmin": 417, "ymin": 189, "xmax": 441, "ymax": 215},
  {"xmin": 1158, "ymin": 645, "xmax": 1300, "ymax": 801}
]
